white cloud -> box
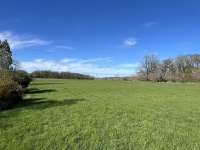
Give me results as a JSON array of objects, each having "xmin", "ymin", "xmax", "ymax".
[
  {"xmin": 61, "ymin": 58, "xmax": 77, "ymax": 63},
  {"xmin": 142, "ymin": 22, "xmax": 157, "ymax": 28},
  {"xmin": 124, "ymin": 38, "xmax": 137, "ymax": 46},
  {"xmin": 54, "ymin": 45, "xmax": 74, "ymax": 50},
  {"xmin": 21, "ymin": 57, "xmax": 137, "ymax": 77},
  {"xmin": 35, "ymin": 59, "xmax": 44, "ymax": 63},
  {"xmin": 0, "ymin": 31, "xmax": 52, "ymax": 49}
]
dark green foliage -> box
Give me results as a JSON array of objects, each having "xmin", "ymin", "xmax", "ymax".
[
  {"xmin": 0, "ymin": 76, "xmax": 23, "ymax": 110},
  {"xmin": 12, "ymin": 70, "xmax": 33, "ymax": 88},
  {"xmin": 0, "ymin": 40, "xmax": 12, "ymax": 69},
  {"xmin": 31, "ymin": 70, "xmax": 94, "ymax": 80}
]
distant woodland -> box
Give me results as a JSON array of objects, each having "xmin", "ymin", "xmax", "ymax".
[
  {"xmin": 31, "ymin": 70, "xmax": 94, "ymax": 80},
  {"xmin": 134, "ymin": 54, "xmax": 200, "ymax": 82}
]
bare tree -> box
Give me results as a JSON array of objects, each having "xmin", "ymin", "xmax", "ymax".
[
  {"xmin": 190, "ymin": 54, "xmax": 200, "ymax": 82},
  {"xmin": 137, "ymin": 54, "xmax": 159, "ymax": 81},
  {"xmin": 192, "ymin": 54, "xmax": 200, "ymax": 69},
  {"xmin": 192, "ymin": 69, "xmax": 200, "ymax": 82},
  {"xmin": 175, "ymin": 55, "xmax": 188, "ymax": 82},
  {"xmin": 175, "ymin": 54, "xmax": 200, "ymax": 82},
  {"xmin": 136, "ymin": 54, "xmax": 200, "ymax": 82},
  {"xmin": 159, "ymin": 58, "xmax": 177, "ymax": 82}
]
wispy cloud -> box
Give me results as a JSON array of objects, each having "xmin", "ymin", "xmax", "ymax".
[
  {"xmin": 98, "ymin": 63, "xmax": 117, "ymax": 69},
  {"xmin": 46, "ymin": 49, "xmax": 55, "ymax": 52},
  {"xmin": 124, "ymin": 38, "xmax": 137, "ymax": 46},
  {"xmin": 0, "ymin": 31, "xmax": 52, "ymax": 49},
  {"xmin": 78, "ymin": 57, "xmax": 113, "ymax": 63},
  {"xmin": 180, "ymin": 42, "xmax": 191, "ymax": 46},
  {"xmin": 119, "ymin": 63, "xmax": 139, "ymax": 68},
  {"xmin": 142, "ymin": 22, "xmax": 157, "ymax": 28},
  {"xmin": 142, "ymin": 50, "xmax": 158, "ymax": 56},
  {"xmin": 53, "ymin": 45, "xmax": 74, "ymax": 50},
  {"xmin": 8, "ymin": 19, "xmax": 21, "ymax": 23},
  {"xmin": 149, "ymin": 52, "xmax": 159, "ymax": 56},
  {"xmin": 21, "ymin": 57, "xmax": 137, "ymax": 77}
]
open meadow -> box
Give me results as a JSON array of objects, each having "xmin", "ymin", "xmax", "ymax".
[{"xmin": 1, "ymin": 78, "xmax": 200, "ymax": 149}]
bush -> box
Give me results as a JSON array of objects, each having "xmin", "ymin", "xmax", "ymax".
[
  {"xmin": 0, "ymin": 77, "xmax": 23, "ymax": 110},
  {"xmin": 12, "ymin": 70, "xmax": 33, "ymax": 88}
]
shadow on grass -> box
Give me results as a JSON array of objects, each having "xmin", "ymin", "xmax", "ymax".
[
  {"xmin": 13, "ymin": 98, "xmax": 86, "ymax": 110},
  {"xmin": 0, "ymin": 88, "xmax": 57, "ymax": 111},
  {"xmin": 25, "ymin": 88, "xmax": 57, "ymax": 94},
  {"xmin": 30, "ymin": 82, "xmax": 64, "ymax": 85},
  {"xmin": 0, "ymin": 98, "xmax": 85, "ymax": 129}
]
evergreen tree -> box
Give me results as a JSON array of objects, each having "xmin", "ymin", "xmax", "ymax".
[{"xmin": 0, "ymin": 39, "xmax": 13, "ymax": 69}]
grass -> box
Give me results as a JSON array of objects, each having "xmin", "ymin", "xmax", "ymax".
[{"xmin": 1, "ymin": 78, "xmax": 200, "ymax": 149}]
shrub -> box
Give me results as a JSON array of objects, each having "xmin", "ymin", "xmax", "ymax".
[
  {"xmin": 12, "ymin": 70, "xmax": 33, "ymax": 88},
  {"xmin": 0, "ymin": 77, "xmax": 23, "ymax": 110},
  {"xmin": 0, "ymin": 68, "xmax": 12, "ymax": 78}
]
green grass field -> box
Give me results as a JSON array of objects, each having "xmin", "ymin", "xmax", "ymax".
[{"xmin": 1, "ymin": 78, "xmax": 200, "ymax": 149}]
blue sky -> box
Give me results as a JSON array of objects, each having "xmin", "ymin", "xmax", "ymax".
[{"xmin": 1, "ymin": 0, "xmax": 200, "ymax": 77}]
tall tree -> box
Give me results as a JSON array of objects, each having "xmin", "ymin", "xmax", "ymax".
[
  {"xmin": 0, "ymin": 40, "xmax": 13, "ymax": 69},
  {"xmin": 137, "ymin": 54, "xmax": 159, "ymax": 81},
  {"xmin": 186, "ymin": 54, "xmax": 200, "ymax": 82},
  {"xmin": 159, "ymin": 58, "xmax": 176, "ymax": 81}
]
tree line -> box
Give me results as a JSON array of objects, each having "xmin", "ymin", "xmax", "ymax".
[
  {"xmin": 136, "ymin": 54, "xmax": 200, "ymax": 82},
  {"xmin": 31, "ymin": 70, "xmax": 94, "ymax": 80}
]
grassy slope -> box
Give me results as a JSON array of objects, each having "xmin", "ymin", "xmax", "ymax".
[{"xmin": 1, "ymin": 79, "xmax": 200, "ymax": 149}]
